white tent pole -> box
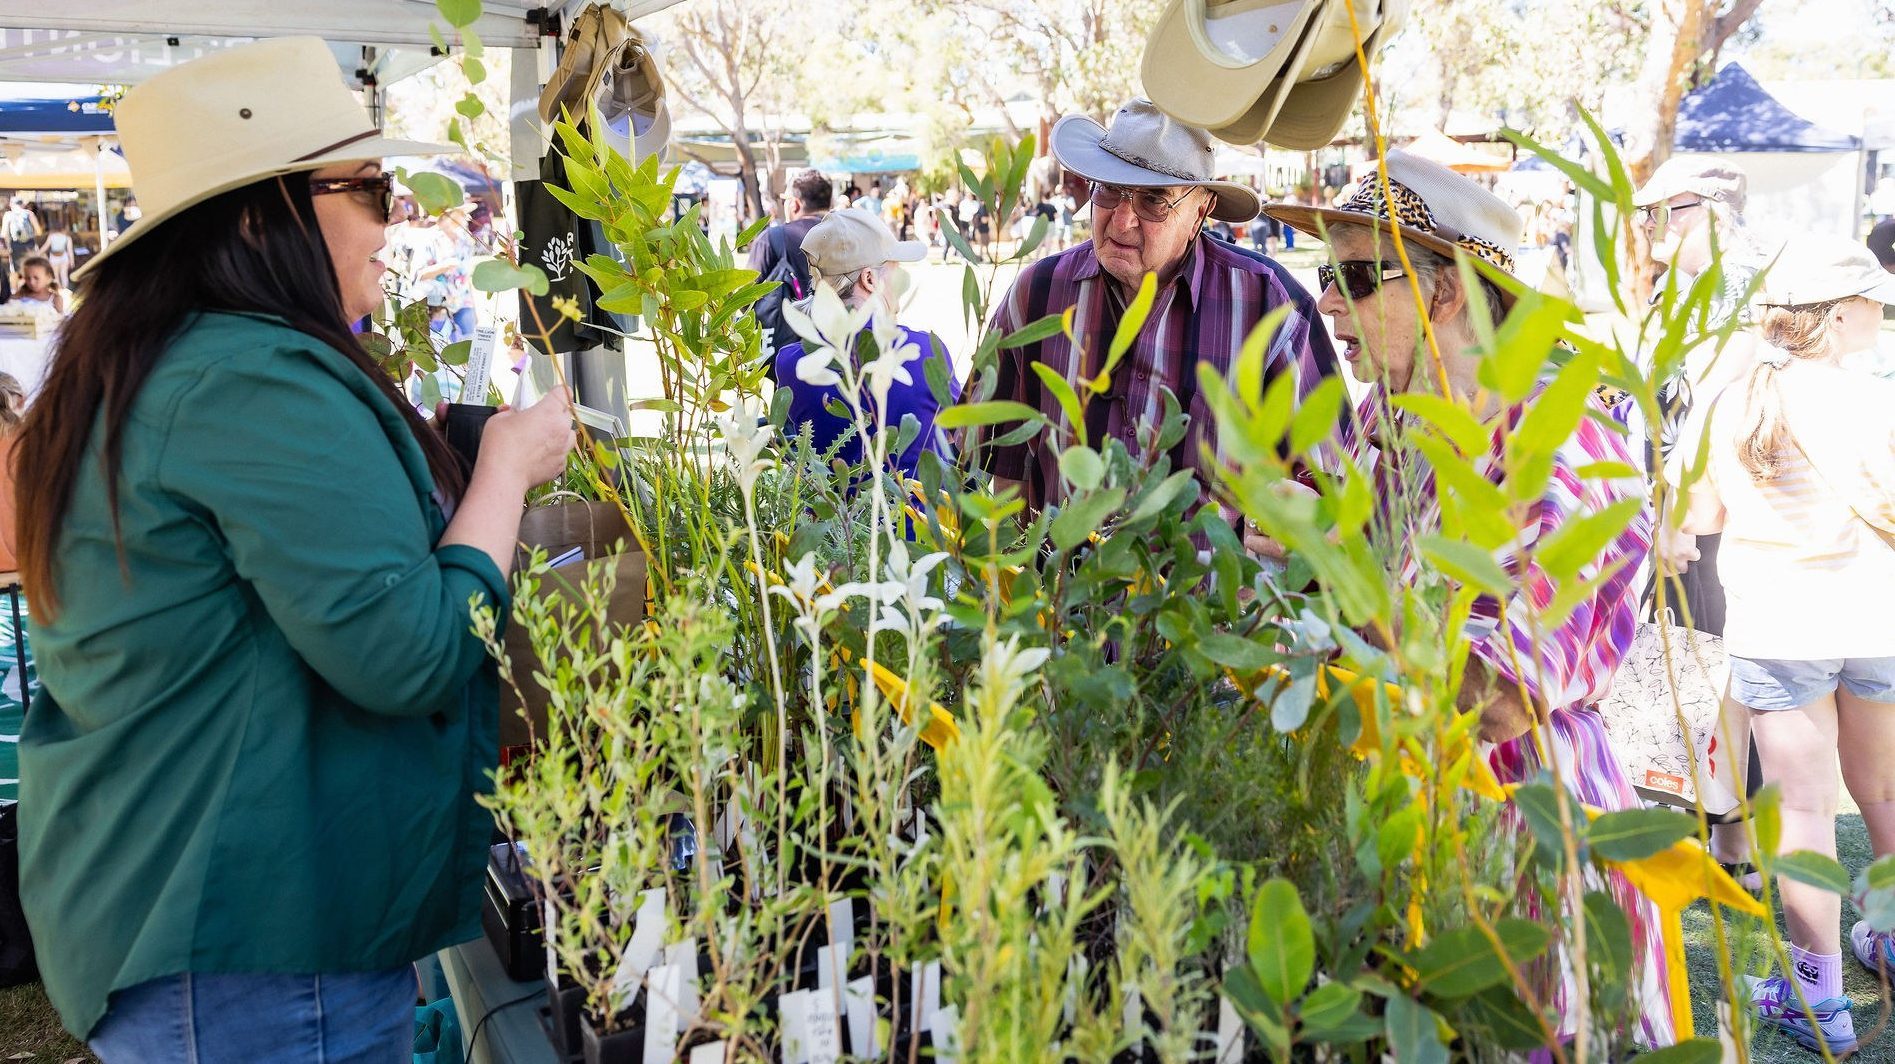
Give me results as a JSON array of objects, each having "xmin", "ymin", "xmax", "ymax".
[{"xmin": 93, "ymin": 137, "xmax": 108, "ymax": 249}]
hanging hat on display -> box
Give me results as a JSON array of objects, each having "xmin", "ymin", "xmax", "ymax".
[
  {"xmin": 587, "ymin": 24, "xmax": 671, "ymax": 166},
  {"xmin": 1142, "ymin": 0, "xmax": 1409, "ymax": 150},
  {"xmin": 75, "ymin": 36, "xmax": 453, "ymax": 280},
  {"xmin": 1264, "ymin": 150, "xmax": 1525, "ymax": 303},
  {"xmin": 540, "ymin": 3, "xmax": 671, "ymax": 166},
  {"xmin": 1050, "ymin": 99, "xmax": 1262, "ymax": 223}
]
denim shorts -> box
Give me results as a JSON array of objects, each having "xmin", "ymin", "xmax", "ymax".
[
  {"xmin": 89, "ymin": 967, "xmax": 415, "ymax": 1064},
  {"xmin": 1728, "ymin": 655, "xmax": 1895, "ymax": 711}
]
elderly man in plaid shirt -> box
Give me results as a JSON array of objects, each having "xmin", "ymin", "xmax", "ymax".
[{"xmin": 979, "ymin": 100, "xmax": 1337, "ymax": 547}]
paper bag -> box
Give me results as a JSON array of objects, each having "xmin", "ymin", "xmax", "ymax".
[
  {"xmin": 500, "ymin": 498, "xmax": 647, "ymax": 749},
  {"xmin": 1597, "ymin": 619, "xmax": 1744, "ymax": 816}
]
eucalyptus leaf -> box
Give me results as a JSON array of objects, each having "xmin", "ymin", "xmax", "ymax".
[
  {"xmin": 404, "ymin": 171, "xmax": 465, "ymax": 214},
  {"xmin": 1049, "ymin": 487, "xmax": 1125, "ymax": 552},
  {"xmin": 1058, "ymin": 446, "xmax": 1103, "ymax": 492},
  {"xmin": 1587, "ymin": 808, "xmax": 1695, "ymax": 862},
  {"xmin": 435, "ymin": 0, "xmax": 480, "ymax": 28},
  {"xmin": 472, "ymin": 258, "xmax": 550, "ymax": 296},
  {"xmin": 1246, "ymin": 878, "xmax": 1314, "ymax": 1004},
  {"xmin": 1383, "ymin": 995, "xmax": 1449, "ymax": 1064},
  {"xmin": 935, "ymin": 400, "xmax": 1043, "ymax": 430}
]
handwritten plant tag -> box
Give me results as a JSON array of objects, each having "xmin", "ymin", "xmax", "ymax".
[{"xmin": 805, "ymin": 984, "xmax": 843, "ymax": 1064}]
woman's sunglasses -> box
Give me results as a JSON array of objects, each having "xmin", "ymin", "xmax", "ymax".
[
  {"xmin": 1317, "ymin": 260, "xmax": 1408, "ymax": 301},
  {"xmin": 308, "ymin": 174, "xmax": 397, "ymax": 224}
]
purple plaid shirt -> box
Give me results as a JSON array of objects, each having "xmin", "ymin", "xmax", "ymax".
[{"xmin": 979, "ymin": 237, "xmax": 1337, "ymax": 529}]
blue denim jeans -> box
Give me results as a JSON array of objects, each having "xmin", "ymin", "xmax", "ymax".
[{"xmin": 89, "ymin": 966, "xmax": 416, "ymax": 1064}]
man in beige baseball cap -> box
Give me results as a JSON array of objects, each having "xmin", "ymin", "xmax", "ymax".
[{"xmin": 775, "ymin": 207, "xmax": 956, "ymax": 481}]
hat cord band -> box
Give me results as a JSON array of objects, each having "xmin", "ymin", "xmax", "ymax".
[
  {"xmin": 1100, "ymin": 138, "xmax": 1201, "ymax": 185},
  {"xmin": 294, "ymin": 129, "xmax": 381, "ymax": 163}
]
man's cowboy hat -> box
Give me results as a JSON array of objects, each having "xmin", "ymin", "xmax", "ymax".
[
  {"xmin": 78, "ymin": 37, "xmax": 453, "ymax": 280},
  {"xmin": 1142, "ymin": 0, "xmax": 1410, "ymax": 150},
  {"xmin": 1265, "ymin": 150, "xmax": 1525, "ymax": 303},
  {"xmin": 1050, "ymin": 99, "xmax": 1261, "ymax": 223}
]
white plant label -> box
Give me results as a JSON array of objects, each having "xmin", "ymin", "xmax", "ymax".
[
  {"xmin": 609, "ymin": 887, "xmax": 667, "ymax": 1013},
  {"xmin": 688, "ymin": 1041, "xmax": 728, "ymax": 1064},
  {"xmin": 827, "ymin": 897, "xmax": 854, "ymax": 951},
  {"xmin": 932, "ymin": 1003, "xmax": 962, "ymax": 1064},
  {"xmin": 543, "ymin": 898, "xmax": 558, "ymax": 981},
  {"xmin": 1216, "ymin": 993, "xmax": 1243, "ymax": 1063},
  {"xmin": 779, "ymin": 989, "xmax": 813, "ymax": 1064},
  {"xmin": 844, "ymin": 976, "xmax": 878, "ymax": 1057},
  {"xmin": 805, "ymin": 983, "xmax": 843, "ymax": 1064},
  {"xmin": 643, "ymin": 963, "xmax": 683, "ymax": 1063}
]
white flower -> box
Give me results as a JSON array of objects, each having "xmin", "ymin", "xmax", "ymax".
[
  {"xmin": 795, "ymin": 349, "xmax": 843, "ymax": 389},
  {"xmin": 770, "ymin": 552, "xmax": 824, "ymax": 614},
  {"xmin": 712, "ymin": 399, "xmax": 775, "ymax": 495},
  {"xmin": 783, "ymin": 281, "xmax": 874, "ymax": 354},
  {"xmin": 979, "ymin": 635, "xmax": 1051, "ymax": 697},
  {"xmin": 862, "ymin": 334, "xmax": 922, "ymax": 410}
]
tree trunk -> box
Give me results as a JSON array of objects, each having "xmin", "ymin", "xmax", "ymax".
[
  {"xmin": 1618, "ymin": 0, "xmax": 1765, "ymax": 303},
  {"xmin": 730, "ymin": 119, "xmax": 765, "ymax": 221}
]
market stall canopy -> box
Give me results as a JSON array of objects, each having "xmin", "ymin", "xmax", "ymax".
[
  {"xmin": 1402, "ymin": 128, "xmax": 1510, "ymax": 173},
  {"xmin": 0, "ymin": 0, "xmax": 689, "ymax": 88},
  {"xmin": 0, "ymin": 134, "xmax": 128, "ymax": 190},
  {"xmin": 1675, "ymin": 63, "xmax": 1860, "ymax": 153},
  {"xmin": 0, "ymin": 85, "xmax": 114, "ymax": 134}
]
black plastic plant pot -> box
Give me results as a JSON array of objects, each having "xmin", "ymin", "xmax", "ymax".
[
  {"xmin": 547, "ymin": 978, "xmax": 587, "ymax": 1058},
  {"xmin": 580, "ymin": 1014, "xmax": 644, "ymax": 1064}
]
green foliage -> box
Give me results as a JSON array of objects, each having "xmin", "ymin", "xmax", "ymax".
[{"xmin": 459, "ymin": 108, "xmax": 1841, "ymax": 1062}]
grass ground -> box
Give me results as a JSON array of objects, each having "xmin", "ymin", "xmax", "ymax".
[
  {"xmin": 0, "ymin": 981, "xmax": 93, "ymax": 1061},
  {"xmin": 1682, "ymin": 811, "xmax": 1895, "ymax": 1061}
]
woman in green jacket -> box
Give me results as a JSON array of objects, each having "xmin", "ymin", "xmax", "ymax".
[{"xmin": 10, "ymin": 38, "xmax": 575, "ymax": 1061}]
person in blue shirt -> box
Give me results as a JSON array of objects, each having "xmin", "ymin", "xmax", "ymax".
[{"xmin": 774, "ymin": 207, "xmax": 958, "ymax": 480}]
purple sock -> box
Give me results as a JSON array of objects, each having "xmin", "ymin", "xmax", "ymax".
[{"xmin": 1790, "ymin": 944, "xmax": 1844, "ymax": 1001}]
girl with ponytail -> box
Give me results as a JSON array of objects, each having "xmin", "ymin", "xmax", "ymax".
[{"xmin": 1676, "ymin": 235, "xmax": 1895, "ymax": 1052}]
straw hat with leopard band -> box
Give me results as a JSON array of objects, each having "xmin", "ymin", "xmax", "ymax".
[{"xmin": 1265, "ymin": 150, "xmax": 1525, "ymax": 305}]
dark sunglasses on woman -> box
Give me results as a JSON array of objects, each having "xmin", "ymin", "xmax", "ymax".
[
  {"xmin": 308, "ymin": 174, "xmax": 397, "ymax": 224},
  {"xmin": 1318, "ymin": 260, "xmax": 1409, "ymax": 301}
]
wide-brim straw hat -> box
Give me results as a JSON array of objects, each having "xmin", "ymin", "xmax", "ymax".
[
  {"xmin": 1265, "ymin": 149, "xmax": 1525, "ymax": 304},
  {"xmin": 78, "ymin": 36, "xmax": 455, "ymax": 280},
  {"xmin": 1050, "ymin": 99, "xmax": 1261, "ymax": 223},
  {"xmin": 1143, "ymin": 0, "xmax": 1410, "ymax": 150}
]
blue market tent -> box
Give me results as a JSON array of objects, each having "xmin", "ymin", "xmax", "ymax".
[
  {"xmin": 0, "ymin": 94, "xmax": 113, "ymax": 135},
  {"xmin": 1674, "ymin": 63, "xmax": 1859, "ymax": 153}
]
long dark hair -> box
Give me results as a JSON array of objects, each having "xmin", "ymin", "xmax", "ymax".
[{"xmin": 14, "ymin": 173, "xmax": 467, "ymax": 619}]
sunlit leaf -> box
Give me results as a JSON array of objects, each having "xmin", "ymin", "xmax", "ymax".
[{"xmin": 1247, "ymin": 878, "xmax": 1314, "ymax": 1004}]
